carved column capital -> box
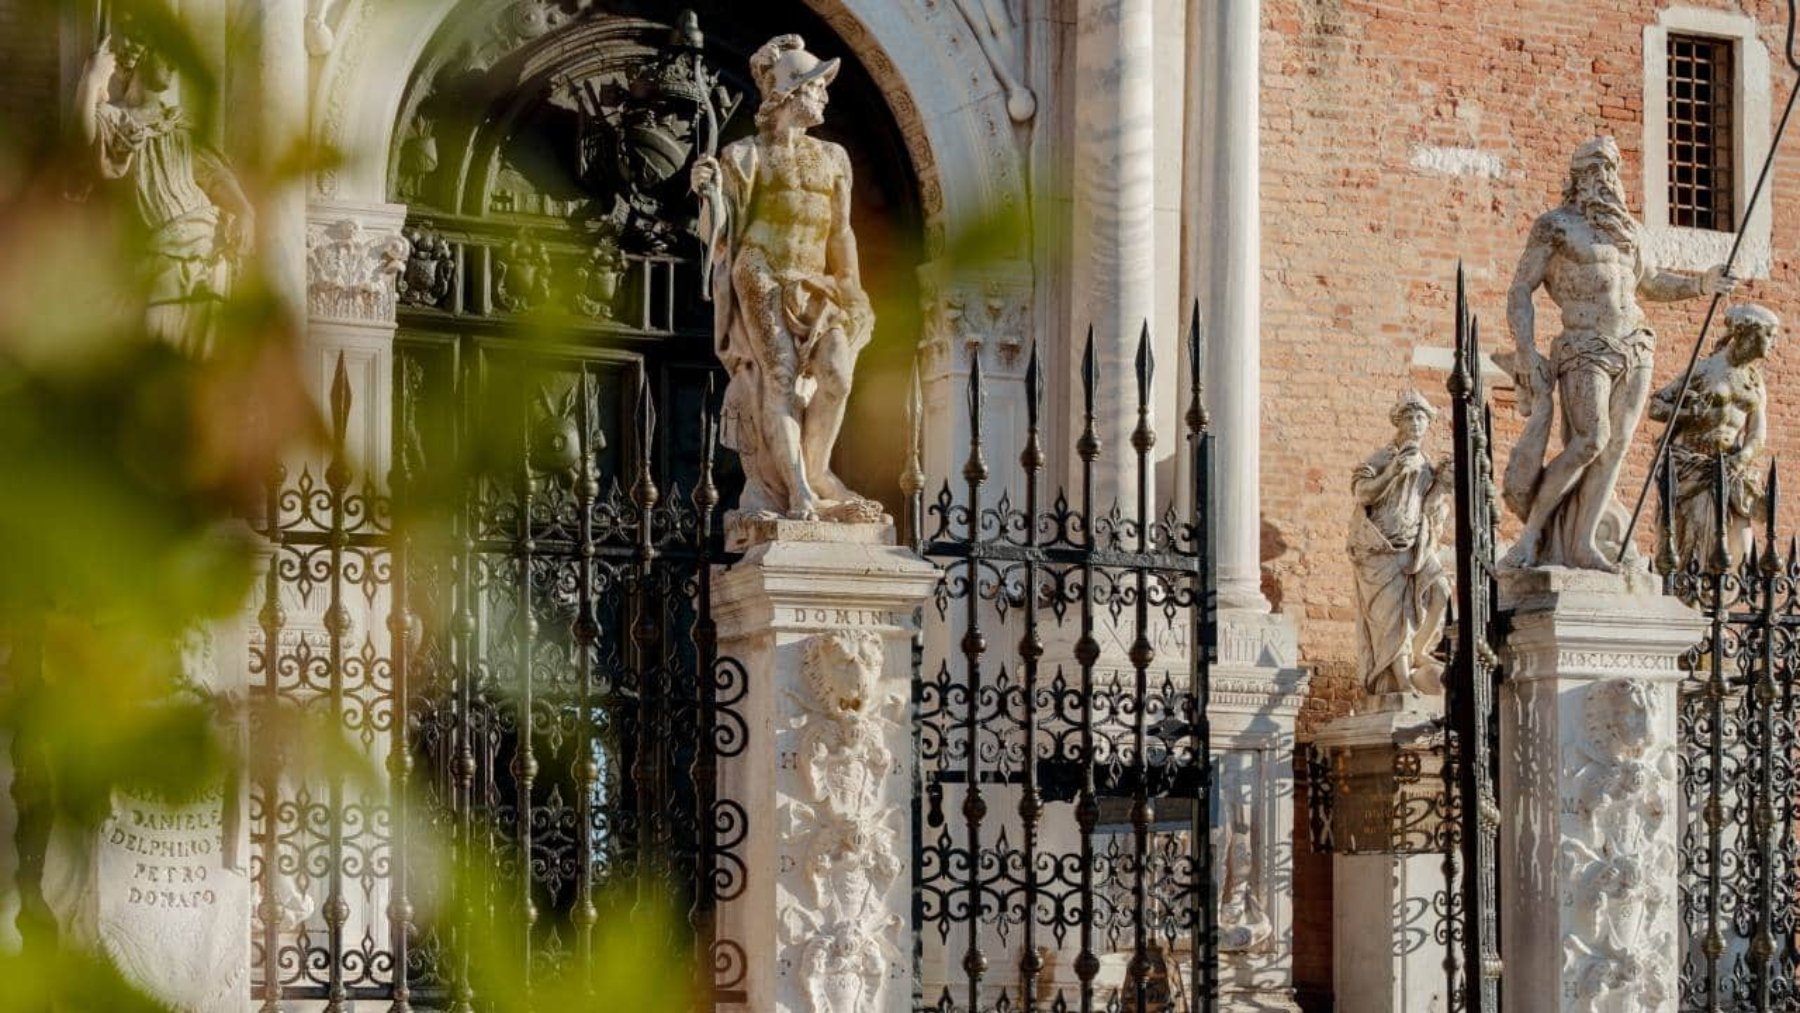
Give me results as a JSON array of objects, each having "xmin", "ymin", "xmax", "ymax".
[
  {"xmin": 916, "ymin": 258, "xmax": 1033, "ymax": 375},
  {"xmin": 306, "ymin": 217, "xmax": 408, "ymax": 326}
]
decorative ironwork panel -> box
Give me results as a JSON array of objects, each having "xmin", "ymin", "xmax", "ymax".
[
  {"xmin": 248, "ymin": 350, "xmax": 747, "ymax": 1010},
  {"xmin": 909, "ymin": 318, "xmax": 1220, "ymax": 1013},
  {"xmin": 1667, "ymin": 457, "xmax": 1800, "ymax": 1012}
]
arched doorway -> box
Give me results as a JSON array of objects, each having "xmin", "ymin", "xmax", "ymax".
[
  {"xmin": 316, "ymin": 2, "xmax": 928, "ymax": 1006},
  {"xmin": 387, "ymin": 0, "xmax": 923, "ymax": 516}
]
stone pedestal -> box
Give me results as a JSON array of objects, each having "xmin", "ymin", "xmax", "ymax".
[
  {"xmin": 1497, "ymin": 567, "xmax": 1705, "ymax": 1013},
  {"xmin": 1313, "ymin": 707, "xmax": 1448, "ymax": 1013},
  {"xmin": 1213, "ymin": 608, "xmax": 1310, "ymax": 1012},
  {"xmin": 711, "ymin": 520, "xmax": 940, "ymax": 1013}
]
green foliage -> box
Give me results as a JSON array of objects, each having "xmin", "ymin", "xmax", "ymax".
[{"xmin": 0, "ymin": 2, "xmax": 695, "ymax": 1006}]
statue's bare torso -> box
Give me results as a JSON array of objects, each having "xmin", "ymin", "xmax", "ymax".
[
  {"xmin": 1538, "ymin": 209, "xmax": 1647, "ymax": 341},
  {"xmin": 740, "ymin": 136, "xmax": 843, "ymax": 278}
]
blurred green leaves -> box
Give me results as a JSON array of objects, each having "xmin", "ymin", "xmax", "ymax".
[{"xmin": 0, "ymin": 2, "xmax": 698, "ymax": 1009}]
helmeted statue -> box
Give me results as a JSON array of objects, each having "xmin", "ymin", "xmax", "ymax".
[
  {"xmin": 77, "ymin": 32, "xmax": 254, "ymax": 357},
  {"xmin": 1348, "ymin": 390, "xmax": 1453, "ymax": 702},
  {"xmin": 1647, "ymin": 303, "xmax": 1776, "ymax": 568},
  {"xmin": 1503, "ymin": 136, "xmax": 1735, "ymax": 571},
  {"xmin": 691, "ymin": 35, "xmax": 882, "ymax": 522}
]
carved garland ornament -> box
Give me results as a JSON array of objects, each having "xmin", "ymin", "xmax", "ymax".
[
  {"xmin": 1561, "ymin": 678, "xmax": 1677, "ymax": 1012},
  {"xmin": 780, "ymin": 630, "xmax": 903, "ymax": 1013},
  {"xmin": 306, "ymin": 219, "xmax": 409, "ymax": 324}
]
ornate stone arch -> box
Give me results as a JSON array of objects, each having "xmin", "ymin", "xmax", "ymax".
[{"xmin": 309, "ymin": 0, "xmax": 1026, "ymax": 253}]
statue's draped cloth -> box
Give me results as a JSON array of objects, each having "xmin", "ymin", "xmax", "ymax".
[{"xmin": 1349, "ymin": 451, "xmax": 1448, "ymax": 695}]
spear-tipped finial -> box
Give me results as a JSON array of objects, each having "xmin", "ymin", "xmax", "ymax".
[
  {"xmin": 1186, "ymin": 302, "xmax": 1210, "ymax": 435},
  {"xmin": 1134, "ymin": 320, "xmax": 1153, "ymax": 408},
  {"xmin": 632, "ymin": 369, "xmax": 659, "ymax": 509},
  {"xmin": 1762, "ymin": 458, "xmax": 1781, "ymax": 573},
  {"xmin": 694, "ymin": 373, "xmax": 719, "ymax": 513},
  {"xmin": 901, "ymin": 359, "xmax": 925, "ymax": 497},
  {"xmin": 1081, "ymin": 325, "xmax": 1097, "ymax": 417},
  {"xmin": 330, "ymin": 351, "xmax": 352, "ymax": 450},
  {"xmin": 1025, "ymin": 341, "xmax": 1042, "ymax": 427}
]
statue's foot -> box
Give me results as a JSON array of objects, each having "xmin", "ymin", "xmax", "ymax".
[
  {"xmin": 810, "ymin": 470, "xmax": 857, "ymax": 502},
  {"xmin": 787, "ymin": 493, "xmax": 824, "ymax": 522},
  {"xmin": 1500, "ymin": 530, "xmax": 1539, "ymax": 570},
  {"xmin": 1567, "ymin": 545, "xmax": 1621, "ymax": 575}
]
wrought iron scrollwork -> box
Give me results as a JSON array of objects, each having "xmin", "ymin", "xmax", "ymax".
[
  {"xmin": 249, "ymin": 350, "xmax": 748, "ymax": 1009},
  {"xmin": 910, "ymin": 311, "xmax": 1219, "ymax": 1013}
]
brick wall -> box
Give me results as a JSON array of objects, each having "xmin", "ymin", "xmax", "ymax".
[
  {"xmin": 1261, "ymin": 1, "xmax": 1800, "ymax": 1003},
  {"xmin": 0, "ymin": 0, "xmax": 65, "ymax": 163}
]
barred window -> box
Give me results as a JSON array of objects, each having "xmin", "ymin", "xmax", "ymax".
[{"xmin": 1667, "ymin": 34, "xmax": 1735, "ymax": 231}]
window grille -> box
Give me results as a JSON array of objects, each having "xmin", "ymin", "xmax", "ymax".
[{"xmin": 1667, "ymin": 33, "xmax": 1735, "ymax": 231}]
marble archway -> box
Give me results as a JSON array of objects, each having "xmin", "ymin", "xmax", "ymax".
[{"xmin": 308, "ymin": 0, "xmax": 1025, "ymax": 249}]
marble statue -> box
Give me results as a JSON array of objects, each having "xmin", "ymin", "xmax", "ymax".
[
  {"xmin": 77, "ymin": 33, "xmax": 254, "ymax": 357},
  {"xmin": 1503, "ymin": 136, "xmax": 1735, "ymax": 572},
  {"xmin": 1348, "ymin": 390, "xmax": 1453, "ymax": 702},
  {"xmin": 1648, "ymin": 303, "xmax": 1776, "ymax": 568},
  {"xmin": 692, "ymin": 34, "xmax": 883, "ymax": 523}
]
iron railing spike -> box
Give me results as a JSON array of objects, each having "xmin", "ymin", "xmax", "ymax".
[
  {"xmin": 1025, "ymin": 341, "xmax": 1042, "ymax": 425},
  {"xmin": 330, "ymin": 350, "xmax": 352, "ymax": 450},
  {"xmin": 1135, "ymin": 319, "xmax": 1153, "ymax": 408},
  {"xmin": 1081, "ymin": 325, "xmax": 1097, "ymax": 415}
]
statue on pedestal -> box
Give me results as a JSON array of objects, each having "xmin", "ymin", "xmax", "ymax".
[
  {"xmin": 77, "ymin": 33, "xmax": 254, "ymax": 357},
  {"xmin": 1349, "ymin": 391, "xmax": 1452, "ymax": 703},
  {"xmin": 691, "ymin": 34, "xmax": 883, "ymax": 522},
  {"xmin": 1648, "ymin": 303, "xmax": 1776, "ymax": 568},
  {"xmin": 1503, "ymin": 136, "xmax": 1734, "ymax": 571}
]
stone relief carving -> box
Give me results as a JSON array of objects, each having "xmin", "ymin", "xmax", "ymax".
[
  {"xmin": 78, "ymin": 31, "xmax": 255, "ymax": 356},
  {"xmin": 1348, "ymin": 390, "xmax": 1453, "ymax": 703},
  {"xmin": 306, "ymin": 219, "xmax": 409, "ymax": 324},
  {"xmin": 1647, "ymin": 303, "xmax": 1776, "ymax": 568},
  {"xmin": 692, "ymin": 35, "xmax": 884, "ymax": 523},
  {"xmin": 493, "ymin": 230, "xmax": 553, "ymax": 313},
  {"xmin": 1560, "ymin": 679, "xmax": 1677, "ymax": 1012},
  {"xmin": 397, "ymin": 223, "xmax": 455, "ymax": 310},
  {"xmin": 951, "ymin": 0, "xmax": 1036, "ymax": 123},
  {"xmin": 918, "ymin": 263, "xmax": 1032, "ymax": 370},
  {"xmin": 1502, "ymin": 136, "xmax": 1736, "ymax": 572},
  {"xmin": 780, "ymin": 631, "xmax": 903, "ymax": 1013}
]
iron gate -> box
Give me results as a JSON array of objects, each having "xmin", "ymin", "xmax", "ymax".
[
  {"xmin": 1663, "ymin": 457, "xmax": 1800, "ymax": 1011},
  {"xmin": 908, "ymin": 323, "xmax": 1220, "ymax": 1012},
  {"xmin": 248, "ymin": 347, "xmax": 747, "ymax": 1009}
]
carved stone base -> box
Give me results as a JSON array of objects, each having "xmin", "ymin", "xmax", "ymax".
[
  {"xmin": 1497, "ymin": 569, "xmax": 1705, "ymax": 1013},
  {"xmin": 1213, "ymin": 608, "xmax": 1310, "ymax": 1013},
  {"xmin": 712, "ymin": 526, "xmax": 939, "ymax": 1013},
  {"xmin": 1314, "ymin": 705, "xmax": 1448, "ymax": 1013}
]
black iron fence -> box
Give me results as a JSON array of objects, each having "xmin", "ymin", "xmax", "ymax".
[
  {"xmin": 1664, "ymin": 456, "xmax": 1800, "ymax": 1012},
  {"xmin": 908, "ymin": 321, "xmax": 1219, "ymax": 1013},
  {"xmin": 248, "ymin": 348, "xmax": 747, "ymax": 1009}
]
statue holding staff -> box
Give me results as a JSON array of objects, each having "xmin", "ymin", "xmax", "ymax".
[
  {"xmin": 1503, "ymin": 137, "xmax": 1735, "ymax": 571},
  {"xmin": 690, "ymin": 34, "xmax": 882, "ymax": 523}
]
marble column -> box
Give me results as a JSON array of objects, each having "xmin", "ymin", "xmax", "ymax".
[
  {"xmin": 711, "ymin": 519, "xmax": 940, "ymax": 1013},
  {"xmin": 1497, "ymin": 568, "xmax": 1705, "ymax": 1013},
  {"xmin": 228, "ymin": 0, "xmax": 309, "ymax": 320},
  {"xmin": 1200, "ymin": 0, "xmax": 1264, "ymax": 610},
  {"xmin": 1070, "ymin": 0, "xmax": 1155, "ymax": 503}
]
